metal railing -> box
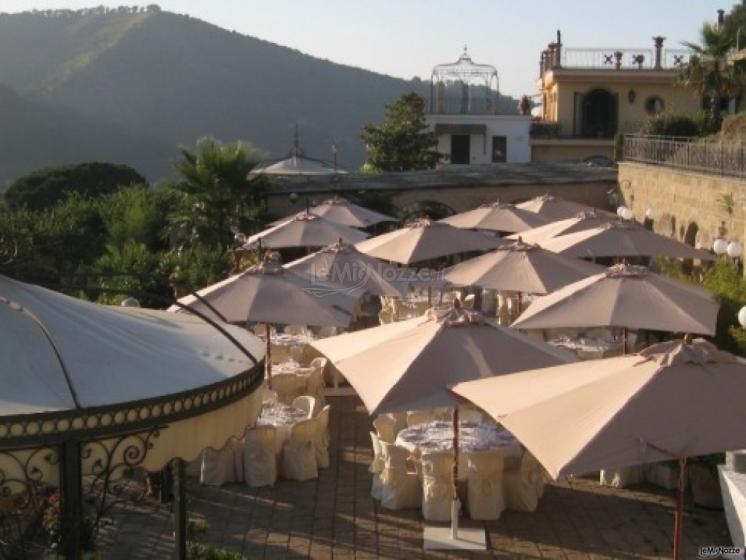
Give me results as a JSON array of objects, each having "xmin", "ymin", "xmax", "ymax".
[
  {"xmin": 623, "ymin": 134, "xmax": 746, "ymax": 178},
  {"xmin": 560, "ymin": 48, "xmax": 691, "ymax": 70}
]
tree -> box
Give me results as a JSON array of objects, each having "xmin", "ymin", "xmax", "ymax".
[
  {"xmin": 167, "ymin": 138, "xmax": 267, "ymax": 248},
  {"xmin": 5, "ymin": 162, "xmax": 147, "ymax": 211},
  {"xmin": 640, "ymin": 114, "xmax": 700, "ymax": 137},
  {"xmin": 361, "ymin": 92, "xmax": 440, "ymax": 172}
]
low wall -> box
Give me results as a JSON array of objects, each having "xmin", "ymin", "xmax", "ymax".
[{"xmin": 618, "ymin": 162, "xmax": 746, "ymax": 252}]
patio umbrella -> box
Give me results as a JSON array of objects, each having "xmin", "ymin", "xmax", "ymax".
[
  {"xmin": 538, "ymin": 221, "xmax": 715, "ymax": 261},
  {"xmin": 506, "ymin": 210, "xmax": 614, "ymax": 245},
  {"xmin": 355, "ymin": 218, "xmax": 502, "ymax": 265},
  {"xmin": 273, "ymin": 196, "xmax": 394, "ymax": 228},
  {"xmin": 0, "ymin": 275, "xmax": 266, "ymax": 558},
  {"xmin": 170, "ymin": 261, "xmax": 359, "ymax": 387},
  {"xmin": 285, "ymin": 240, "xmax": 409, "ymax": 297},
  {"xmin": 512, "ymin": 264, "xmax": 718, "ymax": 351},
  {"xmin": 516, "ymin": 194, "xmax": 613, "ymax": 220},
  {"xmin": 450, "ymin": 338, "xmax": 746, "ymax": 559},
  {"xmin": 443, "ymin": 240, "xmax": 603, "ymax": 295},
  {"xmin": 439, "ymin": 201, "xmax": 551, "ymax": 234},
  {"xmin": 244, "ymin": 211, "xmax": 368, "ymax": 249},
  {"xmin": 312, "ymin": 304, "xmax": 574, "ymax": 546}
]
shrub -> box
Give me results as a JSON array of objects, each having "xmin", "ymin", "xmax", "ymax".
[{"xmin": 640, "ymin": 115, "xmax": 700, "ymax": 138}]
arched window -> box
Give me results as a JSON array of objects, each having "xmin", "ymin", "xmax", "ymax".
[{"xmin": 577, "ymin": 89, "xmax": 618, "ymax": 138}]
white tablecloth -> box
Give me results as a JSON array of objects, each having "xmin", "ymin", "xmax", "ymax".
[
  {"xmin": 549, "ymin": 336, "xmax": 623, "ymax": 359},
  {"xmin": 272, "ymin": 361, "xmax": 314, "ymax": 376},
  {"xmin": 271, "ymin": 333, "xmax": 316, "ymax": 347},
  {"xmin": 396, "ymin": 420, "xmax": 522, "ymax": 457},
  {"xmin": 256, "ymin": 403, "xmax": 307, "ymax": 453}
]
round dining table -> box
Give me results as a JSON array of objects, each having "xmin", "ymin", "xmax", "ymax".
[{"xmin": 256, "ymin": 402, "xmax": 308, "ymax": 453}]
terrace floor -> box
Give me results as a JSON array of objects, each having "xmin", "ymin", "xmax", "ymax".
[{"xmin": 99, "ymin": 396, "xmax": 730, "ymax": 559}]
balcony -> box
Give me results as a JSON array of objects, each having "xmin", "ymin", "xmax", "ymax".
[{"xmin": 559, "ymin": 48, "xmax": 692, "ymax": 70}]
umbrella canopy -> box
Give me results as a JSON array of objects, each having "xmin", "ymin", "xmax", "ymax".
[
  {"xmin": 539, "ymin": 221, "xmax": 715, "ymax": 260},
  {"xmin": 506, "ymin": 210, "xmax": 613, "ymax": 245},
  {"xmin": 512, "ymin": 264, "xmax": 718, "ymax": 335},
  {"xmin": 443, "ymin": 240, "xmax": 603, "ymax": 295},
  {"xmin": 439, "ymin": 201, "xmax": 551, "ymax": 233},
  {"xmin": 450, "ymin": 338, "xmax": 746, "ymax": 479},
  {"xmin": 355, "ymin": 219, "xmax": 502, "ymax": 265},
  {"xmin": 169, "ymin": 261, "xmax": 358, "ymax": 327},
  {"xmin": 252, "ymin": 154, "xmax": 348, "ymax": 176},
  {"xmin": 516, "ymin": 194, "xmax": 613, "ymax": 221},
  {"xmin": 311, "ymin": 306, "xmax": 575, "ymax": 415},
  {"xmin": 245, "ymin": 211, "xmax": 368, "ymax": 249},
  {"xmin": 278, "ymin": 197, "xmax": 394, "ymax": 228}
]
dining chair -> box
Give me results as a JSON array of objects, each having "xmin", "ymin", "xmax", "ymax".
[
  {"xmin": 291, "ymin": 395, "xmax": 318, "ymax": 419},
  {"xmin": 271, "ymin": 373, "xmax": 305, "ymax": 405},
  {"xmin": 466, "ymin": 451, "xmax": 505, "ymax": 520},
  {"xmin": 420, "ymin": 451, "xmax": 454, "ymax": 521},
  {"xmin": 313, "ymin": 405, "xmax": 331, "ymax": 469},
  {"xmin": 372, "ymin": 415, "xmax": 397, "ymax": 443},
  {"xmin": 458, "ymin": 408, "xmax": 483, "ymax": 424},
  {"xmin": 284, "ymin": 324, "xmax": 307, "ymax": 335},
  {"xmin": 406, "ymin": 410, "xmax": 436, "ymax": 428},
  {"xmin": 369, "ymin": 431, "xmax": 384, "ymax": 500},
  {"xmin": 281, "ymin": 419, "xmax": 318, "ymax": 481},
  {"xmin": 200, "ymin": 439, "xmax": 242, "ymax": 486},
  {"xmin": 463, "ymin": 293, "xmax": 476, "ymax": 310},
  {"xmin": 503, "ymin": 451, "xmax": 544, "ymax": 512},
  {"xmin": 379, "ymin": 442, "xmax": 420, "ymax": 510},
  {"xmin": 306, "ymin": 365, "xmax": 326, "ymax": 406},
  {"xmin": 243, "ymin": 426, "xmax": 278, "ymax": 487}
]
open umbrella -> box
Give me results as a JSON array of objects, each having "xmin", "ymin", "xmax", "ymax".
[
  {"xmin": 355, "ymin": 218, "xmax": 502, "ymax": 265},
  {"xmin": 439, "ymin": 201, "xmax": 551, "ymax": 234},
  {"xmin": 273, "ymin": 196, "xmax": 394, "ymax": 228},
  {"xmin": 516, "ymin": 194, "xmax": 613, "ymax": 221},
  {"xmin": 245, "ymin": 211, "xmax": 368, "ymax": 249},
  {"xmin": 285, "ymin": 240, "xmax": 409, "ymax": 297},
  {"xmin": 539, "ymin": 221, "xmax": 715, "ymax": 261},
  {"xmin": 512, "ymin": 264, "xmax": 718, "ymax": 351},
  {"xmin": 312, "ymin": 304, "xmax": 574, "ymax": 548},
  {"xmin": 451, "ymin": 338, "xmax": 746, "ymax": 559},
  {"xmin": 443, "ymin": 240, "xmax": 603, "ymax": 295},
  {"xmin": 170, "ymin": 261, "xmax": 359, "ymax": 387},
  {"xmin": 1, "ymin": 275, "xmax": 265, "ymax": 558},
  {"xmin": 506, "ymin": 210, "xmax": 613, "ymax": 245}
]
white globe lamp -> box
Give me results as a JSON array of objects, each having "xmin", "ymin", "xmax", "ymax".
[
  {"xmin": 622, "ymin": 207, "xmax": 635, "ymax": 221},
  {"xmin": 617, "ymin": 206, "xmax": 627, "ymax": 217},
  {"xmin": 739, "ymin": 306, "xmax": 746, "ymax": 328},
  {"xmin": 713, "ymin": 238, "xmax": 729, "ymax": 255},
  {"xmin": 727, "ymin": 241, "xmax": 743, "ymax": 258},
  {"xmin": 645, "ymin": 208, "xmax": 655, "ymax": 220}
]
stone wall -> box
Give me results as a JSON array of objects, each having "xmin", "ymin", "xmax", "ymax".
[{"xmin": 618, "ymin": 162, "xmax": 746, "ymax": 252}]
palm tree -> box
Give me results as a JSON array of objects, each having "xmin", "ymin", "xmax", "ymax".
[{"xmin": 168, "ymin": 138, "xmax": 267, "ymax": 248}]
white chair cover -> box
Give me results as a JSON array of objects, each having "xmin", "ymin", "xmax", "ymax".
[
  {"xmin": 467, "ymin": 452, "xmax": 505, "ymax": 520},
  {"xmin": 317, "ymin": 326, "xmax": 337, "ymax": 338},
  {"xmin": 420, "ymin": 451, "xmax": 454, "ymax": 521},
  {"xmin": 380, "ymin": 442, "xmax": 420, "ymax": 510},
  {"xmin": 459, "ymin": 409, "xmax": 483, "ymax": 424},
  {"xmin": 406, "ymin": 410, "xmax": 437, "ymax": 427},
  {"xmin": 252, "ymin": 324, "xmax": 271, "ymax": 336},
  {"xmin": 262, "ymin": 386, "xmax": 279, "ymax": 405},
  {"xmin": 243, "ymin": 426, "xmax": 278, "ymax": 487},
  {"xmin": 384, "ymin": 412, "xmax": 407, "ymax": 436},
  {"xmin": 600, "ymin": 466, "xmax": 644, "ymax": 488},
  {"xmin": 271, "ymin": 373, "xmax": 305, "ymax": 405},
  {"xmin": 281, "ymin": 418, "xmax": 318, "ymax": 481},
  {"xmin": 373, "ymin": 415, "xmax": 397, "ymax": 443},
  {"xmin": 284, "ymin": 324, "xmax": 307, "ymax": 335},
  {"xmin": 313, "ymin": 405, "xmax": 331, "ymax": 469},
  {"xmin": 369, "ymin": 431, "xmax": 384, "ymax": 500},
  {"xmin": 270, "ymin": 345, "xmax": 292, "ymax": 364},
  {"xmin": 503, "ymin": 451, "xmax": 543, "ymax": 512},
  {"xmin": 200, "ymin": 439, "xmax": 242, "ymax": 486},
  {"xmin": 306, "ymin": 367, "xmax": 326, "ymax": 407},
  {"xmin": 291, "ymin": 395, "xmax": 318, "ymax": 419}
]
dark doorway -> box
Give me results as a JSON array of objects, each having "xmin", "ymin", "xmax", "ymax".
[
  {"xmin": 581, "ymin": 89, "xmax": 618, "ymax": 138},
  {"xmin": 450, "ymin": 135, "xmax": 470, "ymax": 164},
  {"xmin": 491, "ymin": 136, "xmax": 507, "ymax": 162}
]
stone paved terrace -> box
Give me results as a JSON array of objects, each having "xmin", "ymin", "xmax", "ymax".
[{"xmin": 99, "ymin": 396, "xmax": 729, "ymax": 559}]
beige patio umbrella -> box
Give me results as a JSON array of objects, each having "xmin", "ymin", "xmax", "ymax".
[
  {"xmin": 277, "ymin": 196, "xmax": 394, "ymax": 228},
  {"xmin": 355, "ymin": 218, "xmax": 502, "ymax": 265},
  {"xmin": 539, "ymin": 221, "xmax": 715, "ymax": 261},
  {"xmin": 439, "ymin": 201, "xmax": 551, "ymax": 234},
  {"xmin": 170, "ymin": 261, "xmax": 359, "ymax": 387},
  {"xmin": 512, "ymin": 264, "xmax": 718, "ymax": 351},
  {"xmin": 451, "ymin": 338, "xmax": 746, "ymax": 560},
  {"xmin": 285, "ymin": 240, "xmax": 409, "ymax": 297},
  {"xmin": 506, "ymin": 210, "xmax": 613, "ymax": 245},
  {"xmin": 312, "ymin": 304, "xmax": 574, "ymax": 546},
  {"xmin": 443, "ymin": 240, "xmax": 603, "ymax": 296},
  {"xmin": 244, "ymin": 211, "xmax": 368, "ymax": 249},
  {"xmin": 516, "ymin": 194, "xmax": 613, "ymax": 220}
]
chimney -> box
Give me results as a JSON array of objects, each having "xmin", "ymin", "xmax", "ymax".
[
  {"xmin": 718, "ymin": 9, "xmax": 725, "ymax": 30},
  {"xmin": 653, "ymin": 36, "xmax": 665, "ymax": 69},
  {"xmin": 555, "ymin": 30, "xmax": 562, "ymax": 68}
]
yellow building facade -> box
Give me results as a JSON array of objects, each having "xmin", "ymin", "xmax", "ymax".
[{"xmin": 531, "ymin": 34, "xmax": 701, "ymax": 162}]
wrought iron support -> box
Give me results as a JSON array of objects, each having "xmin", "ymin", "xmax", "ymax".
[
  {"xmin": 60, "ymin": 439, "xmax": 82, "ymax": 560},
  {"xmin": 172, "ymin": 459, "xmax": 187, "ymax": 560}
]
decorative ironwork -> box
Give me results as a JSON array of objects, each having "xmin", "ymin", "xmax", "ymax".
[
  {"xmin": 624, "ymin": 134, "xmax": 746, "ymax": 179},
  {"xmin": 560, "ymin": 47, "xmax": 693, "ymax": 69}
]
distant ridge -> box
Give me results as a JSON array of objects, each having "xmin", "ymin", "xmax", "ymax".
[{"xmin": 0, "ymin": 6, "xmax": 519, "ymax": 185}]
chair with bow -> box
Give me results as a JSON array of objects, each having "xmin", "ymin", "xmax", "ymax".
[
  {"xmin": 200, "ymin": 439, "xmax": 243, "ymax": 486},
  {"xmin": 379, "ymin": 442, "xmax": 420, "ymax": 510},
  {"xmin": 466, "ymin": 451, "xmax": 505, "ymax": 520},
  {"xmin": 369, "ymin": 431, "xmax": 384, "ymax": 500},
  {"xmin": 281, "ymin": 418, "xmax": 318, "ymax": 481},
  {"xmin": 306, "ymin": 366, "xmax": 326, "ymax": 407},
  {"xmin": 406, "ymin": 409, "xmax": 437, "ymax": 428},
  {"xmin": 291, "ymin": 395, "xmax": 318, "ymax": 419},
  {"xmin": 243, "ymin": 426, "xmax": 278, "ymax": 487},
  {"xmin": 503, "ymin": 451, "xmax": 544, "ymax": 512},
  {"xmin": 372, "ymin": 414, "xmax": 397, "ymax": 443},
  {"xmin": 420, "ymin": 451, "xmax": 455, "ymax": 521},
  {"xmin": 271, "ymin": 373, "xmax": 305, "ymax": 405},
  {"xmin": 313, "ymin": 405, "xmax": 331, "ymax": 469}
]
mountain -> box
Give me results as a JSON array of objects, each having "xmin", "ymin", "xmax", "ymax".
[{"xmin": 0, "ymin": 6, "xmax": 519, "ymax": 185}]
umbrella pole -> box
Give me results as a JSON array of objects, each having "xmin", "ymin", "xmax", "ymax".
[
  {"xmin": 672, "ymin": 456, "xmax": 687, "ymax": 560},
  {"xmin": 266, "ymin": 323, "xmax": 272, "ymax": 389},
  {"xmin": 428, "ymin": 287, "xmax": 432, "ymax": 306},
  {"xmin": 451, "ymin": 406, "xmax": 460, "ymax": 539},
  {"xmin": 623, "ymin": 327, "xmax": 628, "ymax": 355}
]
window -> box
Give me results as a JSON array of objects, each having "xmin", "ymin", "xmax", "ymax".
[
  {"xmin": 645, "ymin": 96, "xmax": 665, "ymax": 116},
  {"xmin": 491, "ymin": 136, "xmax": 507, "ymax": 162}
]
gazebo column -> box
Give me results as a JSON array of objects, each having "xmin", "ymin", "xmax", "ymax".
[
  {"xmin": 173, "ymin": 458, "xmax": 187, "ymax": 560},
  {"xmin": 60, "ymin": 439, "xmax": 83, "ymax": 560}
]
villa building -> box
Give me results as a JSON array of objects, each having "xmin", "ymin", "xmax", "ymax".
[
  {"xmin": 426, "ymin": 48, "xmax": 531, "ymax": 166},
  {"xmin": 531, "ymin": 32, "xmax": 700, "ymax": 162}
]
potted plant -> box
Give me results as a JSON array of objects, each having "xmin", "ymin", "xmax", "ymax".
[
  {"xmin": 41, "ymin": 490, "xmax": 101, "ymax": 559},
  {"xmin": 688, "ymin": 454, "xmax": 724, "ymax": 509}
]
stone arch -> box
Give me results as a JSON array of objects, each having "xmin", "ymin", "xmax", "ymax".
[
  {"xmin": 397, "ymin": 200, "xmax": 456, "ymax": 222},
  {"xmin": 684, "ymin": 222, "xmax": 699, "ymax": 247}
]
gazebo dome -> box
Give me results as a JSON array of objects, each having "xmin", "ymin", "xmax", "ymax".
[{"xmin": 430, "ymin": 47, "xmax": 499, "ymax": 114}]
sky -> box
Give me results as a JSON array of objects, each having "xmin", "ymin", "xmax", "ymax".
[{"xmin": 0, "ymin": 0, "xmax": 729, "ymax": 97}]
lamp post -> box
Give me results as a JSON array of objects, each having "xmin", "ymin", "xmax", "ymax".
[{"xmin": 713, "ymin": 238, "xmax": 728, "ymax": 257}]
